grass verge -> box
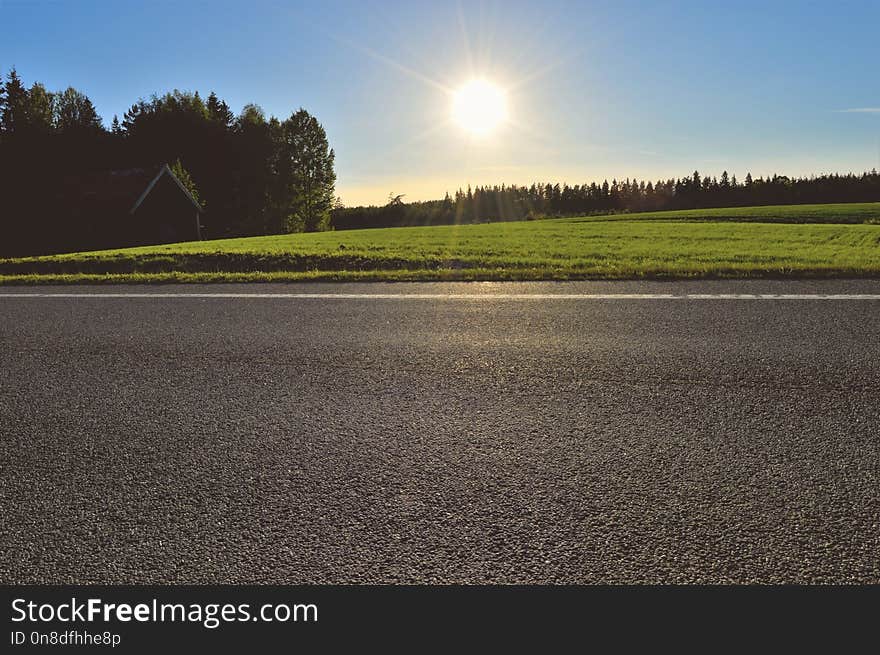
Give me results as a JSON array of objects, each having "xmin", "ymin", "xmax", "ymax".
[{"xmin": 2, "ymin": 203, "xmax": 879, "ymax": 284}]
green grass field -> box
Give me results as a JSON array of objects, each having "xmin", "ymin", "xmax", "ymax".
[{"xmin": 2, "ymin": 202, "xmax": 879, "ymax": 283}]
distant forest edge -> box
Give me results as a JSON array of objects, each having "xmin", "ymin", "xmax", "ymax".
[
  {"xmin": 1, "ymin": 67, "xmax": 879, "ymax": 258},
  {"xmin": 334, "ymin": 171, "xmax": 880, "ymax": 229}
]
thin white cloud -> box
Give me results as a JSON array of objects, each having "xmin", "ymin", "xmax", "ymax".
[{"xmin": 836, "ymin": 107, "xmax": 880, "ymax": 113}]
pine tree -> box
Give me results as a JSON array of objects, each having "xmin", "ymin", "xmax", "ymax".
[
  {"xmin": 206, "ymin": 91, "xmax": 234, "ymax": 127},
  {"xmin": 0, "ymin": 68, "xmax": 27, "ymax": 134}
]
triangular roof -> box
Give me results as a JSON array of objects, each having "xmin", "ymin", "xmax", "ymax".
[
  {"xmin": 130, "ymin": 163, "xmax": 202, "ymax": 214},
  {"xmin": 55, "ymin": 164, "xmax": 202, "ymax": 218}
]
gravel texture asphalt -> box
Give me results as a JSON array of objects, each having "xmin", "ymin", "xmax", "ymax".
[{"xmin": 1, "ymin": 280, "xmax": 878, "ymax": 584}]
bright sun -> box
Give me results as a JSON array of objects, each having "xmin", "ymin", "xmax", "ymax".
[{"xmin": 451, "ymin": 79, "xmax": 508, "ymax": 136}]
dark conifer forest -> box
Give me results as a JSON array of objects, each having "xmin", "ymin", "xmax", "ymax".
[{"xmin": 0, "ymin": 68, "xmax": 336, "ymax": 255}]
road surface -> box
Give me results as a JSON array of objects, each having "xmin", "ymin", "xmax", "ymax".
[{"xmin": 1, "ymin": 280, "xmax": 878, "ymax": 583}]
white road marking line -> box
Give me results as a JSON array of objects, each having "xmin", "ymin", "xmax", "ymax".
[{"xmin": 1, "ymin": 293, "xmax": 880, "ymax": 300}]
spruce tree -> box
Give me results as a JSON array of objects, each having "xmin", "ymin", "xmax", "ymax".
[
  {"xmin": 206, "ymin": 91, "xmax": 234, "ymax": 127},
  {"xmin": 0, "ymin": 68, "xmax": 27, "ymax": 134}
]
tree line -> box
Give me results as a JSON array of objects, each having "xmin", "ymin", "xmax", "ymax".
[
  {"xmin": 3, "ymin": 67, "xmax": 879, "ymax": 255},
  {"xmin": 332, "ymin": 169, "xmax": 880, "ymax": 229},
  {"xmin": 0, "ymin": 67, "xmax": 336, "ymax": 256}
]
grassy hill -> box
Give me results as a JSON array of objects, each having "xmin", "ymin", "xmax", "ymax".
[{"xmin": 2, "ymin": 202, "xmax": 879, "ymax": 283}]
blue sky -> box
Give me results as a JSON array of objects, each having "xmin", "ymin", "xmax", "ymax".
[{"xmin": 2, "ymin": 0, "xmax": 879, "ymax": 205}]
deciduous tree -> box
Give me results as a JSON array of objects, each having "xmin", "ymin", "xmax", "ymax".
[{"xmin": 276, "ymin": 108, "xmax": 336, "ymax": 232}]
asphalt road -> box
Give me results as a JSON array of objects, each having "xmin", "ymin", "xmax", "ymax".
[{"xmin": 1, "ymin": 280, "xmax": 878, "ymax": 584}]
